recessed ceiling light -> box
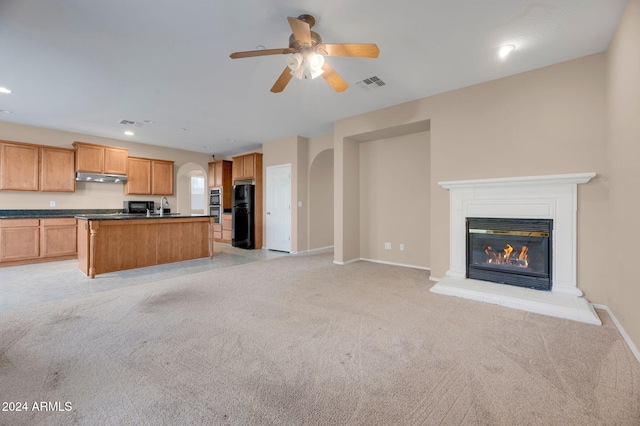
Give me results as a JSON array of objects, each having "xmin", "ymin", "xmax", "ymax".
[
  {"xmin": 226, "ymin": 139, "xmax": 236, "ymax": 143},
  {"xmin": 0, "ymin": 87, "xmax": 12, "ymax": 94},
  {"xmin": 499, "ymin": 45, "xmax": 515, "ymax": 58},
  {"xmin": 0, "ymin": 109, "xmax": 13, "ymax": 114},
  {"xmin": 124, "ymin": 131, "xmax": 134, "ymax": 136},
  {"xmin": 143, "ymin": 120, "xmax": 155, "ymax": 124}
]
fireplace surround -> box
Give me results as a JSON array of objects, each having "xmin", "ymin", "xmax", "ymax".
[{"xmin": 430, "ymin": 172, "xmax": 601, "ymax": 325}]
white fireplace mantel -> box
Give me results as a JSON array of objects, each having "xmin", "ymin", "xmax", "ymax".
[{"xmin": 430, "ymin": 172, "xmax": 601, "ymax": 325}]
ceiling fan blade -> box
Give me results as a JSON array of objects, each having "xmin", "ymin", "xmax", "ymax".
[
  {"xmin": 321, "ymin": 62, "xmax": 348, "ymax": 92},
  {"xmin": 271, "ymin": 67, "xmax": 293, "ymax": 93},
  {"xmin": 319, "ymin": 43, "xmax": 380, "ymax": 58},
  {"xmin": 287, "ymin": 16, "xmax": 312, "ymax": 44},
  {"xmin": 230, "ymin": 48, "xmax": 295, "ymax": 59}
]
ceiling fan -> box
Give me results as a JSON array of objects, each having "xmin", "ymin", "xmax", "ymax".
[{"xmin": 229, "ymin": 14, "xmax": 379, "ymax": 93}]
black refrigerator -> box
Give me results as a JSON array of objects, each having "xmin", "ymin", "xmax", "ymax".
[{"xmin": 232, "ymin": 184, "xmax": 255, "ymax": 249}]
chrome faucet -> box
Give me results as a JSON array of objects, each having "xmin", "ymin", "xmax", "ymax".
[{"xmin": 159, "ymin": 196, "xmax": 169, "ymax": 216}]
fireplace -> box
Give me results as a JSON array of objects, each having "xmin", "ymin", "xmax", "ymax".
[
  {"xmin": 466, "ymin": 218, "xmax": 552, "ymax": 291},
  {"xmin": 429, "ymin": 172, "xmax": 601, "ymax": 325}
]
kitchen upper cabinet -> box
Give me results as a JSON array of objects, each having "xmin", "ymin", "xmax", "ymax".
[
  {"xmin": 208, "ymin": 160, "xmax": 232, "ymax": 188},
  {"xmin": 0, "ymin": 142, "xmax": 39, "ymax": 191},
  {"xmin": 152, "ymin": 160, "xmax": 174, "ymax": 196},
  {"xmin": 125, "ymin": 157, "xmax": 174, "ymax": 195},
  {"xmin": 125, "ymin": 157, "xmax": 152, "ymax": 195},
  {"xmin": 0, "ymin": 141, "xmax": 75, "ymax": 192},
  {"xmin": 73, "ymin": 141, "xmax": 128, "ymax": 175},
  {"xmin": 40, "ymin": 147, "xmax": 76, "ymax": 192},
  {"xmin": 232, "ymin": 153, "xmax": 261, "ymax": 182}
]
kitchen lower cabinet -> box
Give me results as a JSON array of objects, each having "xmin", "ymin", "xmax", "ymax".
[
  {"xmin": 222, "ymin": 214, "xmax": 232, "ymax": 243},
  {"xmin": 40, "ymin": 218, "xmax": 77, "ymax": 257},
  {"xmin": 0, "ymin": 219, "xmax": 40, "ymax": 261},
  {"xmin": 0, "ymin": 218, "xmax": 77, "ymax": 266}
]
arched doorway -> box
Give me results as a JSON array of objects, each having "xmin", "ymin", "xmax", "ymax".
[
  {"xmin": 308, "ymin": 149, "xmax": 334, "ymax": 249},
  {"xmin": 176, "ymin": 162, "xmax": 207, "ymax": 215}
]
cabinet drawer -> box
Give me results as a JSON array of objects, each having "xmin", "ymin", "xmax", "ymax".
[
  {"xmin": 213, "ymin": 230, "xmax": 223, "ymax": 240},
  {"xmin": 222, "ymin": 229, "xmax": 232, "ymax": 241},
  {"xmin": 41, "ymin": 218, "xmax": 77, "ymax": 227},
  {"xmin": 0, "ymin": 219, "xmax": 40, "ymax": 228},
  {"xmin": 222, "ymin": 215, "xmax": 232, "ymax": 229},
  {"xmin": 213, "ymin": 223, "xmax": 222, "ymax": 232}
]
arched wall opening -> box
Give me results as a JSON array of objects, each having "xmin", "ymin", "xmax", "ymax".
[
  {"xmin": 308, "ymin": 148, "xmax": 334, "ymax": 250},
  {"xmin": 176, "ymin": 162, "xmax": 208, "ymax": 215}
]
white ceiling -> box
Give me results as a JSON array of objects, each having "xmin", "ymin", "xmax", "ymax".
[{"xmin": 0, "ymin": 0, "xmax": 628, "ymax": 157}]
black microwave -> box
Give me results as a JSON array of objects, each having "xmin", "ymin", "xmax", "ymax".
[{"xmin": 124, "ymin": 200, "xmax": 154, "ymax": 214}]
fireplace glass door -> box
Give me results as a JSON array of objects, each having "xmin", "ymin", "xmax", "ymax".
[{"xmin": 466, "ymin": 218, "xmax": 552, "ymax": 291}]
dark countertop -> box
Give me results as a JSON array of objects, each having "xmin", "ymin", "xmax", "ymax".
[
  {"xmin": 0, "ymin": 209, "xmax": 213, "ymax": 220},
  {"xmin": 75, "ymin": 213, "xmax": 211, "ymax": 220},
  {"xmin": 0, "ymin": 209, "xmax": 121, "ymax": 219}
]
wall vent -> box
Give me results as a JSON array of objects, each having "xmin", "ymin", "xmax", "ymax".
[{"xmin": 356, "ymin": 76, "xmax": 386, "ymax": 90}]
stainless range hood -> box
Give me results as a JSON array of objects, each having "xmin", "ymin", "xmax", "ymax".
[{"xmin": 75, "ymin": 172, "xmax": 128, "ymax": 183}]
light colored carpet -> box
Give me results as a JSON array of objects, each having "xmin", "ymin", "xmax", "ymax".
[{"xmin": 1, "ymin": 250, "xmax": 639, "ymax": 425}]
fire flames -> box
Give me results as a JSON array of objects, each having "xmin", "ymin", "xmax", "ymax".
[{"xmin": 484, "ymin": 244, "xmax": 529, "ymax": 267}]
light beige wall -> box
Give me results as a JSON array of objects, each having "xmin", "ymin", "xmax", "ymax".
[
  {"xmin": 606, "ymin": 0, "xmax": 640, "ymax": 350},
  {"xmin": 335, "ymin": 53, "xmax": 608, "ymax": 301},
  {"xmin": 296, "ymin": 137, "xmax": 309, "ymax": 252},
  {"xmin": 334, "ymin": 137, "xmax": 361, "ymax": 262},
  {"xmin": 0, "ymin": 121, "xmax": 211, "ymax": 210},
  {"xmin": 307, "ymin": 134, "xmax": 334, "ymax": 250},
  {"xmin": 359, "ymin": 132, "xmax": 430, "ymax": 268}
]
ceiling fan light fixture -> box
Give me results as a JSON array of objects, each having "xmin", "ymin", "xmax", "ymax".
[
  {"xmin": 287, "ymin": 53, "xmax": 305, "ymax": 80},
  {"xmin": 307, "ymin": 53, "xmax": 325, "ymax": 79}
]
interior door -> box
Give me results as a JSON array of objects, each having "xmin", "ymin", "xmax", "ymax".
[{"xmin": 266, "ymin": 164, "xmax": 291, "ymax": 252}]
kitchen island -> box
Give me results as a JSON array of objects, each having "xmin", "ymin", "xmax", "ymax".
[{"xmin": 76, "ymin": 214, "xmax": 214, "ymax": 278}]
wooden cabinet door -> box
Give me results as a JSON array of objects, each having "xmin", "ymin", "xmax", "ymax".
[
  {"xmin": 243, "ymin": 154, "xmax": 255, "ymax": 179},
  {"xmin": 232, "ymin": 156, "xmax": 244, "ymax": 182},
  {"xmin": 208, "ymin": 162, "xmax": 216, "ymax": 188},
  {"xmin": 40, "ymin": 218, "xmax": 77, "ymax": 257},
  {"xmin": 125, "ymin": 157, "xmax": 152, "ymax": 195},
  {"xmin": 74, "ymin": 143, "xmax": 104, "ymax": 173},
  {"xmin": 0, "ymin": 142, "xmax": 39, "ymax": 191},
  {"xmin": 152, "ymin": 160, "xmax": 174, "ymax": 195},
  {"xmin": 104, "ymin": 147, "xmax": 128, "ymax": 175},
  {"xmin": 40, "ymin": 147, "xmax": 75, "ymax": 192},
  {"xmin": 0, "ymin": 219, "xmax": 40, "ymax": 261}
]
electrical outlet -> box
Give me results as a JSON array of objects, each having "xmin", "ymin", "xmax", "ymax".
[
  {"xmin": 400, "ymin": 244, "xmax": 405, "ymax": 251},
  {"xmin": 384, "ymin": 242, "xmax": 391, "ymax": 250},
  {"xmin": 49, "ymin": 201, "xmax": 56, "ymax": 207}
]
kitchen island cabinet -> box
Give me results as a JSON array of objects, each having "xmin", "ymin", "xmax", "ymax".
[{"xmin": 77, "ymin": 215, "xmax": 214, "ymax": 278}]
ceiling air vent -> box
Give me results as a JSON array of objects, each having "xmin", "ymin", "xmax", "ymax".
[
  {"xmin": 355, "ymin": 76, "xmax": 386, "ymax": 90},
  {"xmin": 119, "ymin": 119, "xmax": 142, "ymax": 127}
]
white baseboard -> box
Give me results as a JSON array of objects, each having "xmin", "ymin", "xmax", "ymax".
[
  {"xmin": 333, "ymin": 257, "xmax": 430, "ymax": 270},
  {"xmin": 593, "ymin": 304, "xmax": 640, "ymax": 364},
  {"xmin": 333, "ymin": 258, "xmax": 361, "ymax": 265},
  {"xmin": 305, "ymin": 245, "xmax": 334, "ymax": 253},
  {"xmin": 359, "ymin": 258, "xmax": 430, "ymax": 271},
  {"xmin": 429, "ymin": 275, "xmax": 441, "ymax": 282}
]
